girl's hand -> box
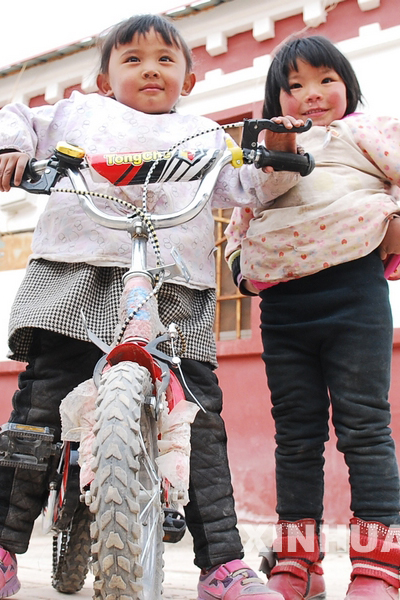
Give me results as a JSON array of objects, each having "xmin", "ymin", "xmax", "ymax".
[
  {"xmin": 379, "ymin": 216, "xmax": 400, "ymax": 260},
  {"xmin": 265, "ymin": 115, "xmax": 305, "ymax": 153},
  {"xmin": 242, "ymin": 279, "xmax": 260, "ymax": 295},
  {"xmin": 0, "ymin": 152, "xmax": 30, "ymax": 192}
]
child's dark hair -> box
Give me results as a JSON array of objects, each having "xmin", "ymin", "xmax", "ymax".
[
  {"xmin": 98, "ymin": 14, "xmax": 193, "ymax": 75},
  {"xmin": 263, "ymin": 35, "xmax": 363, "ymax": 119}
]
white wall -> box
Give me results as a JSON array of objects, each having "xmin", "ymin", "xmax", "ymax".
[
  {"xmin": 0, "ymin": 192, "xmax": 48, "ymax": 361},
  {"xmin": 0, "ymin": 270, "xmax": 25, "ymax": 361},
  {"xmin": 339, "ymin": 26, "xmax": 400, "ymax": 120},
  {"xmin": 1, "ymin": 2, "xmax": 400, "ymax": 360}
]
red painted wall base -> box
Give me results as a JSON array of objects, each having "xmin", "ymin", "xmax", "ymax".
[{"xmin": 1, "ymin": 327, "xmax": 400, "ymax": 525}]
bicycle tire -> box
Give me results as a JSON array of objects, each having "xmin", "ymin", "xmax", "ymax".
[
  {"xmin": 90, "ymin": 361, "xmax": 164, "ymax": 600},
  {"xmin": 52, "ymin": 501, "xmax": 92, "ymax": 593}
]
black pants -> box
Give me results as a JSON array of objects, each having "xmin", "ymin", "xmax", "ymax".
[
  {"xmin": 260, "ymin": 252, "xmax": 400, "ymax": 526},
  {"xmin": 0, "ymin": 330, "xmax": 242, "ymax": 568}
]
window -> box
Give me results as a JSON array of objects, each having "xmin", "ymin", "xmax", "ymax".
[
  {"xmin": 213, "ymin": 117, "xmax": 252, "ymax": 341},
  {"xmin": 213, "ymin": 208, "xmax": 252, "ymax": 341}
]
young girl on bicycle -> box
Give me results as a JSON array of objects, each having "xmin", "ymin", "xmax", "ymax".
[
  {"xmin": 0, "ymin": 13, "xmax": 304, "ymax": 600},
  {"xmin": 225, "ymin": 35, "xmax": 400, "ymax": 600}
]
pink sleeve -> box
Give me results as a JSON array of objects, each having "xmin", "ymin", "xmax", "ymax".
[
  {"xmin": 345, "ymin": 114, "xmax": 400, "ymax": 185},
  {"xmin": 224, "ymin": 206, "xmax": 254, "ymax": 260}
]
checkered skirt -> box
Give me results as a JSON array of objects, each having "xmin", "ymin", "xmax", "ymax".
[{"xmin": 8, "ymin": 259, "xmax": 218, "ymax": 367}]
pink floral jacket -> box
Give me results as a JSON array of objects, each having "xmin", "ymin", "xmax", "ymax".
[{"xmin": 225, "ymin": 114, "xmax": 400, "ymax": 286}]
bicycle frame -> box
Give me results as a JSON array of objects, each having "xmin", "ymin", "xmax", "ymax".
[{"xmin": 0, "ymin": 117, "xmax": 315, "ymax": 599}]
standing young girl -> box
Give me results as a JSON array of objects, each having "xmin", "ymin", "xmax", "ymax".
[
  {"xmin": 225, "ymin": 35, "xmax": 400, "ymax": 600},
  {"xmin": 0, "ymin": 14, "xmax": 304, "ymax": 600}
]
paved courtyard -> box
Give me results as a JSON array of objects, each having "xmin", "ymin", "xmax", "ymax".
[{"xmin": 12, "ymin": 521, "xmax": 352, "ymax": 599}]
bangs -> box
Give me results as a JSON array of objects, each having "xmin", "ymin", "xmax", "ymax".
[
  {"xmin": 275, "ymin": 37, "xmax": 339, "ymax": 94},
  {"xmin": 116, "ymin": 16, "xmax": 177, "ymax": 49},
  {"xmin": 99, "ymin": 14, "xmax": 193, "ymax": 74}
]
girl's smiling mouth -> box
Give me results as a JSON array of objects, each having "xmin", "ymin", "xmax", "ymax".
[
  {"xmin": 140, "ymin": 83, "xmax": 163, "ymax": 92},
  {"xmin": 304, "ymin": 107, "xmax": 327, "ymax": 116}
]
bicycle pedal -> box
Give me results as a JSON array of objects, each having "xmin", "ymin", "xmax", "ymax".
[
  {"xmin": 0, "ymin": 423, "xmax": 54, "ymax": 441},
  {"xmin": 0, "ymin": 423, "xmax": 58, "ymax": 471},
  {"xmin": 163, "ymin": 508, "xmax": 186, "ymax": 543}
]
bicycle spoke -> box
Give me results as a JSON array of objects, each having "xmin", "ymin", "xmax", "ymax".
[
  {"xmin": 140, "ymin": 487, "xmax": 159, "ymax": 518},
  {"xmin": 142, "ymin": 516, "xmax": 159, "ymax": 565},
  {"xmin": 139, "ymin": 432, "xmax": 160, "ymax": 482}
]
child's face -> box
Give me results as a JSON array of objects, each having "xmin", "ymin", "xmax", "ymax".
[
  {"xmin": 279, "ymin": 59, "xmax": 347, "ymax": 126},
  {"xmin": 97, "ymin": 28, "xmax": 195, "ymax": 114}
]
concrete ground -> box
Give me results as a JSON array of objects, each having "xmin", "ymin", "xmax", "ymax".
[{"xmin": 12, "ymin": 521, "xmax": 352, "ymax": 599}]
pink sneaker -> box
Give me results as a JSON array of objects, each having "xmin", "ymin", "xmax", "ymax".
[
  {"xmin": 0, "ymin": 548, "xmax": 20, "ymax": 598},
  {"xmin": 197, "ymin": 559, "xmax": 284, "ymax": 599}
]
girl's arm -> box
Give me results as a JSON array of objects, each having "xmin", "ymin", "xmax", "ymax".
[
  {"xmin": 346, "ymin": 113, "xmax": 400, "ymax": 186},
  {"xmin": 239, "ymin": 115, "xmax": 305, "ymax": 202},
  {"xmin": 223, "ymin": 117, "xmax": 304, "ymax": 291},
  {"xmin": 225, "ymin": 206, "xmax": 253, "ymax": 257},
  {"xmin": 0, "ymin": 103, "xmax": 40, "ymax": 156},
  {"xmin": 223, "ymin": 116, "xmax": 305, "ymax": 291},
  {"xmin": 0, "ymin": 96, "xmax": 75, "ymax": 161},
  {"xmin": 213, "ymin": 153, "xmax": 300, "ymax": 210},
  {"xmin": 224, "ymin": 206, "xmax": 259, "ymax": 295},
  {"xmin": 0, "ymin": 101, "xmax": 61, "ymax": 191},
  {"xmin": 210, "ymin": 116, "xmax": 304, "ymax": 210},
  {"xmin": 346, "ymin": 114, "xmax": 400, "ymax": 261}
]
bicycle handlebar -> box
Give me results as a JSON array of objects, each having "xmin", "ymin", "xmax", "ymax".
[
  {"xmin": 13, "ymin": 118, "xmax": 315, "ymax": 232},
  {"xmin": 67, "ymin": 150, "xmax": 235, "ymax": 230},
  {"xmin": 241, "ymin": 117, "xmax": 314, "ymax": 177}
]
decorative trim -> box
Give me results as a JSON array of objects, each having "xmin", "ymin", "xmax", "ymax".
[{"xmin": 358, "ymin": 0, "xmax": 380, "ymax": 10}]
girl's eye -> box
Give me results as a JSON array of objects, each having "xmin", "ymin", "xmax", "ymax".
[
  {"xmin": 322, "ymin": 77, "xmax": 334, "ymax": 83},
  {"xmin": 289, "ymin": 82, "xmax": 302, "ymax": 90},
  {"xmin": 126, "ymin": 56, "xmax": 139, "ymax": 63},
  {"xmin": 160, "ymin": 56, "xmax": 173, "ymax": 63}
]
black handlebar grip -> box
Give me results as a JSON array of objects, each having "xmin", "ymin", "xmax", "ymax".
[
  {"xmin": 255, "ymin": 147, "xmax": 315, "ymax": 177},
  {"xmin": 262, "ymin": 118, "xmax": 313, "ymax": 134},
  {"xmin": 23, "ymin": 158, "xmax": 41, "ymax": 182}
]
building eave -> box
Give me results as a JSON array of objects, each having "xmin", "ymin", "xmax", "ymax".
[{"xmin": 0, "ymin": 0, "xmax": 233, "ymax": 78}]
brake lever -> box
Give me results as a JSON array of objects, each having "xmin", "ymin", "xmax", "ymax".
[
  {"xmin": 11, "ymin": 158, "xmax": 61, "ymax": 195},
  {"xmin": 12, "ymin": 144, "xmax": 86, "ymax": 195},
  {"xmin": 241, "ymin": 118, "xmax": 313, "ymax": 151}
]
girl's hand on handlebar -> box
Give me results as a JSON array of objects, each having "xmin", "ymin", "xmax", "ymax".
[
  {"xmin": 379, "ymin": 216, "xmax": 400, "ymax": 260},
  {"xmin": 262, "ymin": 116, "xmax": 305, "ymax": 173},
  {"xmin": 0, "ymin": 152, "xmax": 30, "ymax": 192}
]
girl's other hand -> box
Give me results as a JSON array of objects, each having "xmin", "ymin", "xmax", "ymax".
[
  {"xmin": 0, "ymin": 152, "xmax": 30, "ymax": 192},
  {"xmin": 242, "ymin": 279, "xmax": 260, "ymax": 295},
  {"xmin": 379, "ymin": 216, "xmax": 400, "ymax": 260}
]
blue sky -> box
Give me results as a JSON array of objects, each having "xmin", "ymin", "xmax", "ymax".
[{"xmin": 0, "ymin": 0, "xmax": 180, "ymax": 69}]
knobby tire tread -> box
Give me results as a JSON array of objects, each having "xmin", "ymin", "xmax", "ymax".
[
  {"xmin": 52, "ymin": 501, "xmax": 92, "ymax": 593},
  {"xmin": 89, "ymin": 361, "xmax": 163, "ymax": 600}
]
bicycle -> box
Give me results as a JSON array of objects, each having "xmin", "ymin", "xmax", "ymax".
[{"xmin": 0, "ymin": 117, "xmax": 314, "ymax": 599}]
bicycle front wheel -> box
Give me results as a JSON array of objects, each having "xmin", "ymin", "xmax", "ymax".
[{"xmin": 90, "ymin": 361, "xmax": 164, "ymax": 600}]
